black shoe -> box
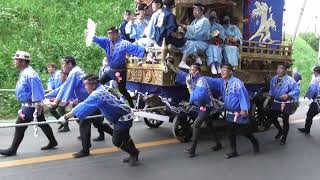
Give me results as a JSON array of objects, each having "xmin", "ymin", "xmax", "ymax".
[
  {"xmin": 73, "ymin": 151, "xmax": 90, "ymax": 158},
  {"xmin": 77, "ymin": 136, "xmax": 81, "ymax": 140},
  {"xmin": 41, "ymin": 141, "xmax": 58, "ymax": 150},
  {"xmin": 184, "ymin": 148, "xmax": 196, "ymax": 158},
  {"xmin": 57, "ymin": 123, "xmax": 64, "ymax": 130},
  {"xmin": 122, "ymin": 156, "xmax": 131, "ymax": 163},
  {"xmin": 275, "ymin": 131, "xmax": 283, "ymax": 140},
  {"xmin": 93, "ymin": 136, "xmax": 105, "ymax": 142},
  {"xmin": 211, "ymin": 143, "xmax": 222, "ymax": 151},
  {"xmin": 128, "ymin": 150, "xmax": 140, "ymax": 166},
  {"xmin": 298, "ymin": 128, "xmax": 310, "ymax": 135},
  {"xmin": 224, "ymin": 152, "xmax": 239, "ymax": 159},
  {"xmin": 280, "ymin": 139, "xmax": 286, "ymax": 146},
  {"xmin": 0, "ymin": 149, "xmax": 17, "ymax": 156},
  {"xmin": 253, "ymin": 144, "xmax": 260, "ymax": 153},
  {"xmin": 58, "ymin": 126, "xmax": 70, "ymax": 133}
]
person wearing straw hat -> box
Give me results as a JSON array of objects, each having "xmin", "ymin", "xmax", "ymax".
[
  {"xmin": 59, "ymin": 75, "xmax": 139, "ymax": 165},
  {"xmin": 0, "ymin": 51, "xmax": 58, "ymax": 156}
]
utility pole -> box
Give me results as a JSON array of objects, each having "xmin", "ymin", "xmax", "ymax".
[{"xmin": 292, "ymin": 0, "xmax": 308, "ymax": 43}]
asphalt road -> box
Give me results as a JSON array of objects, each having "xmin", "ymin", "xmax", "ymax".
[{"xmin": 0, "ymin": 101, "xmax": 319, "ymax": 180}]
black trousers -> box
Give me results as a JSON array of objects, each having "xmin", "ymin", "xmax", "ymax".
[
  {"xmin": 79, "ymin": 120, "xmax": 114, "ymax": 152},
  {"xmin": 269, "ymin": 110, "xmax": 290, "ymax": 142},
  {"xmin": 227, "ymin": 122, "xmax": 259, "ymax": 153},
  {"xmin": 48, "ymin": 106, "xmax": 66, "ymax": 120},
  {"xmin": 190, "ymin": 110, "xmax": 221, "ymax": 151},
  {"xmin": 304, "ymin": 102, "xmax": 320, "ymax": 132},
  {"xmin": 100, "ymin": 69, "xmax": 134, "ymax": 108},
  {"xmin": 112, "ymin": 129, "xmax": 138, "ymax": 155},
  {"xmin": 8, "ymin": 107, "xmax": 57, "ymax": 152}
]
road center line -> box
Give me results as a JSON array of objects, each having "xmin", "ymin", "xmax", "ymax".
[{"xmin": 0, "ymin": 138, "xmax": 179, "ymax": 169}]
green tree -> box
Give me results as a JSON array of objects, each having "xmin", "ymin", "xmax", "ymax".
[{"xmin": 299, "ymin": 32, "xmax": 319, "ymax": 52}]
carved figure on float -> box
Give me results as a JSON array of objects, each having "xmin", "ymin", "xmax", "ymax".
[{"xmin": 249, "ymin": 1, "xmax": 279, "ymax": 44}]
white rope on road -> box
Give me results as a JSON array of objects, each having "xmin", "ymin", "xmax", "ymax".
[{"xmin": 0, "ymin": 106, "xmax": 170, "ymax": 128}]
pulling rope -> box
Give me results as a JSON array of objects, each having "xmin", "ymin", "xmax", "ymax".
[
  {"xmin": 0, "ymin": 106, "xmax": 169, "ymax": 129},
  {"xmin": 0, "ymin": 115, "xmax": 104, "ymax": 129}
]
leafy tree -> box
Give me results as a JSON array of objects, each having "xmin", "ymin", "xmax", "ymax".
[{"xmin": 299, "ymin": 32, "xmax": 319, "ymax": 52}]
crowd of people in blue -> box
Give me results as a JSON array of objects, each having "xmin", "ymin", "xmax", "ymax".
[{"xmin": 1, "ymin": 0, "xmax": 320, "ymax": 167}]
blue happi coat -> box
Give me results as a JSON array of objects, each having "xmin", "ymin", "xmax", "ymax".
[
  {"xmin": 144, "ymin": 9, "xmax": 162, "ymax": 40},
  {"xmin": 93, "ymin": 36, "xmax": 145, "ymax": 70},
  {"xmin": 16, "ymin": 66, "xmax": 45, "ymax": 104},
  {"xmin": 223, "ymin": 24, "xmax": 242, "ymax": 66},
  {"xmin": 56, "ymin": 66, "xmax": 88, "ymax": 104},
  {"xmin": 47, "ymin": 70, "xmax": 62, "ymax": 90},
  {"xmin": 268, "ymin": 74, "xmax": 300, "ymax": 113},
  {"xmin": 206, "ymin": 22, "xmax": 225, "ymax": 65},
  {"xmin": 73, "ymin": 84, "xmax": 133, "ymax": 130},
  {"xmin": 125, "ymin": 17, "xmax": 150, "ymax": 41},
  {"xmin": 181, "ymin": 16, "xmax": 210, "ymax": 55},
  {"xmin": 207, "ymin": 76, "xmax": 251, "ymax": 124},
  {"xmin": 154, "ymin": 7, "xmax": 178, "ymax": 46},
  {"xmin": 175, "ymin": 70, "xmax": 221, "ymax": 109},
  {"xmin": 305, "ymin": 77, "xmax": 320, "ymax": 100}
]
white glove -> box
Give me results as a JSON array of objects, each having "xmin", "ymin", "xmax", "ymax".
[
  {"xmin": 186, "ymin": 74, "xmax": 192, "ymax": 86},
  {"xmin": 58, "ymin": 116, "xmax": 67, "ymax": 124}
]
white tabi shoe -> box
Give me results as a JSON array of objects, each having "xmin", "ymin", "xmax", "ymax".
[
  {"xmin": 195, "ymin": 57, "xmax": 202, "ymax": 65},
  {"xmin": 179, "ymin": 61, "xmax": 190, "ymax": 69},
  {"xmin": 211, "ymin": 64, "xmax": 217, "ymax": 74},
  {"xmin": 216, "ymin": 65, "xmax": 222, "ymax": 74}
]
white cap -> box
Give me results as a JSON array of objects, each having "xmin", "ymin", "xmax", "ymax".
[{"xmin": 12, "ymin": 51, "xmax": 32, "ymax": 61}]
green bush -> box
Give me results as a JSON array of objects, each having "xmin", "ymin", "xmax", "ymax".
[
  {"xmin": 299, "ymin": 32, "xmax": 319, "ymax": 52},
  {"xmin": 292, "ymin": 36, "xmax": 318, "ymax": 96}
]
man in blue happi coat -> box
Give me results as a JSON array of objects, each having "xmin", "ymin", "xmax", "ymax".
[
  {"xmin": 59, "ymin": 75, "xmax": 139, "ymax": 165},
  {"xmin": 206, "ymin": 10, "xmax": 225, "ymax": 74},
  {"xmin": 46, "ymin": 63, "xmax": 68, "ymax": 131},
  {"xmin": 178, "ymin": 3, "xmax": 211, "ymax": 69},
  {"xmin": 138, "ymin": 0, "xmax": 184, "ymax": 48},
  {"xmin": 0, "ymin": 51, "xmax": 58, "ymax": 156},
  {"xmin": 125, "ymin": 3, "xmax": 150, "ymax": 42},
  {"xmin": 49, "ymin": 56, "xmax": 111, "ymax": 157},
  {"xmin": 170, "ymin": 62, "xmax": 223, "ymax": 158},
  {"xmin": 298, "ymin": 66, "xmax": 320, "ymax": 134},
  {"xmin": 218, "ymin": 64, "xmax": 259, "ymax": 158},
  {"xmin": 92, "ymin": 26, "xmax": 145, "ymax": 108},
  {"xmin": 265, "ymin": 64, "xmax": 300, "ymax": 145},
  {"xmin": 119, "ymin": 10, "xmax": 134, "ymax": 42},
  {"xmin": 47, "ymin": 63, "xmax": 62, "ymax": 91},
  {"xmin": 222, "ymin": 16, "xmax": 242, "ymax": 67}
]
